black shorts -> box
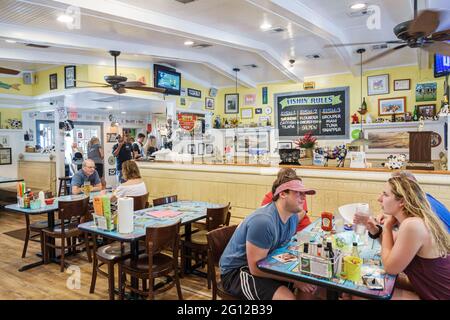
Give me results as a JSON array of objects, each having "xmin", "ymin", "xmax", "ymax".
[
  {"xmin": 95, "ymin": 163, "xmax": 104, "ymax": 178},
  {"xmin": 221, "ymin": 266, "xmax": 294, "ymax": 300}
]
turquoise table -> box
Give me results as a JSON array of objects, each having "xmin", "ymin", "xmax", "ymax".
[{"xmin": 257, "ymin": 219, "xmax": 397, "ymax": 300}]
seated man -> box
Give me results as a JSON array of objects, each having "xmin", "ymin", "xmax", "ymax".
[
  {"xmin": 219, "ymin": 170, "xmax": 317, "ymax": 300},
  {"xmin": 71, "ymin": 159, "xmax": 102, "ymax": 195}
]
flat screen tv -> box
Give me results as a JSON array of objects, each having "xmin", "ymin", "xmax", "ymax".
[
  {"xmin": 434, "ymin": 53, "xmax": 450, "ymax": 78},
  {"xmin": 153, "ymin": 64, "xmax": 181, "ymax": 95}
]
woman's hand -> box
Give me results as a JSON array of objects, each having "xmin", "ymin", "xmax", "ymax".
[{"xmin": 384, "ymin": 215, "xmax": 399, "ymax": 230}]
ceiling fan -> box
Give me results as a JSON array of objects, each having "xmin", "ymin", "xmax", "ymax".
[
  {"xmin": 325, "ymin": 0, "xmax": 450, "ymax": 64},
  {"xmin": 75, "ymin": 50, "xmax": 166, "ymax": 94},
  {"xmin": 0, "ymin": 67, "xmax": 20, "ymax": 75}
]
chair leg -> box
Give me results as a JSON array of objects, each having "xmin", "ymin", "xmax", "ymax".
[
  {"xmin": 22, "ymin": 215, "xmax": 31, "ymax": 258},
  {"xmin": 60, "ymin": 237, "xmax": 65, "ymax": 272},
  {"xmin": 107, "ymin": 262, "xmax": 115, "ymax": 300},
  {"xmin": 118, "ymin": 265, "xmax": 124, "ymax": 300},
  {"xmin": 206, "ymin": 254, "xmax": 212, "ymax": 290},
  {"xmin": 174, "ymin": 266, "xmax": 183, "ymax": 300},
  {"xmin": 148, "ymin": 275, "xmax": 154, "ymax": 300},
  {"xmin": 84, "ymin": 233, "xmax": 92, "ymax": 263},
  {"xmin": 89, "ymin": 255, "xmax": 98, "ymax": 294},
  {"xmin": 43, "ymin": 233, "xmax": 49, "ymax": 263},
  {"xmin": 180, "ymin": 244, "xmax": 185, "ymax": 278}
]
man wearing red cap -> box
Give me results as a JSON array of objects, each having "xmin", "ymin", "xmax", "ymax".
[{"xmin": 220, "ymin": 171, "xmax": 317, "ymax": 300}]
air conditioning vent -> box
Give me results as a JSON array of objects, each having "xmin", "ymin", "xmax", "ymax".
[
  {"xmin": 372, "ymin": 44, "xmax": 388, "ymax": 50},
  {"xmin": 192, "ymin": 43, "xmax": 212, "ymax": 49},
  {"xmin": 25, "ymin": 43, "xmax": 50, "ymax": 48},
  {"xmin": 174, "ymin": 0, "xmax": 196, "ymax": 4},
  {"xmin": 243, "ymin": 64, "xmax": 258, "ymax": 69},
  {"xmin": 347, "ymin": 8, "xmax": 375, "ymax": 18},
  {"xmin": 305, "ymin": 54, "xmax": 322, "ymax": 60},
  {"xmin": 268, "ymin": 27, "xmax": 285, "ymax": 33}
]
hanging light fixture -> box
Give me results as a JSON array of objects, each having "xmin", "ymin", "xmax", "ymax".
[
  {"xmin": 233, "ymin": 67, "xmax": 240, "ymax": 93},
  {"xmin": 350, "ymin": 48, "xmax": 370, "ymax": 147}
]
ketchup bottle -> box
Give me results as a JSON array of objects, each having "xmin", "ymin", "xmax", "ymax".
[{"xmin": 321, "ymin": 211, "xmax": 333, "ymax": 231}]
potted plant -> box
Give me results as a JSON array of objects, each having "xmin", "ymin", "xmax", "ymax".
[{"xmin": 294, "ymin": 131, "xmax": 317, "ymax": 158}]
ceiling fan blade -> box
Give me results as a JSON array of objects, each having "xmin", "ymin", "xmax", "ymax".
[
  {"xmin": 430, "ymin": 29, "xmax": 450, "ymax": 42},
  {"xmin": 408, "ymin": 10, "xmax": 440, "ymax": 37},
  {"xmin": 74, "ymin": 79, "xmax": 109, "ymax": 86},
  {"xmin": 324, "ymin": 40, "xmax": 404, "ymax": 48},
  {"xmin": 423, "ymin": 42, "xmax": 450, "ymax": 56},
  {"xmin": 122, "ymin": 81, "xmax": 146, "ymax": 88},
  {"xmin": 127, "ymin": 86, "xmax": 166, "ymax": 93},
  {"xmin": 75, "ymin": 85, "xmax": 110, "ymax": 88},
  {"xmin": 359, "ymin": 44, "xmax": 408, "ymax": 65},
  {"xmin": 0, "ymin": 67, "xmax": 21, "ymax": 75}
]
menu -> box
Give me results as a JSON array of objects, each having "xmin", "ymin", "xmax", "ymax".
[{"xmin": 275, "ymin": 87, "xmax": 349, "ymax": 140}]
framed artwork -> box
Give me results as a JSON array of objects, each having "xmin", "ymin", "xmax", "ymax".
[
  {"xmin": 378, "ymin": 97, "xmax": 406, "ymax": 116},
  {"xmin": 49, "ymin": 73, "xmax": 57, "ymax": 90},
  {"xmin": 416, "ymin": 82, "xmax": 437, "ymax": 102},
  {"xmin": 0, "ymin": 148, "xmax": 12, "ymax": 165},
  {"xmin": 394, "ymin": 79, "xmax": 410, "ymax": 91},
  {"xmin": 198, "ymin": 143, "xmax": 205, "ymax": 155},
  {"xmin": 255, "ymin": 108, "xmax": 262, "ymax": 114},
  {"xmin": 180, "ymin": 97, "xmax": 186, "ymax": 106},
  {"xmin": 417, "ymin": 104, "xmax": 436, "ymax": 118},
  {"xmin": 277, "ymin": 141, "xmax": 292, "ymax": 149},
  {"xmin": 367, "ymin": 74, "xmax": 389, "ymax": 95},
  {"xmin": 187, "ymin": 143, "xmax": 196, "ymax": 155},
  {"xmin": 244, "ymin": 94, "xmax": 256, "ymax": 106},
  {"xmin": 225, "ymin": 93, "xmax": 239, "ymax": 114},
  {"xmin": 205, "ymin": 144, "xmax": 214, "ymax": 154},
  {"xmin": 64, "ymin": 65, "xmax": 76, "ymax": 89},
  {"xmin": 205, "ymin": 97, "xmax": 214, "ymax": 110},
  {"xmin": 241, "ymin": 108, "xmax": 253, "ymax": 119},
  {"xmin": 108, "ymin": 168, "xmax": 116, "ymax": 176},
  {"xmin": 0, "ymin": 135, "xmax": 10, "ymax": 146},
  {"xmin": 303, "ymin": 81, "xmax": 315, "ymax": 90},
  {"xmin": 364, "ymin": 128, "xmax": 409, "ymax": 153},
  {"xmin": 106, "ymin": 133, "xmax": 117, "ymax": 143},
  {"xmin": 431, "ymin": 132, "xmax": 442, "ymax": 147}
]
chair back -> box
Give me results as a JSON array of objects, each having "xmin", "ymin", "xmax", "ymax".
[
  {"xmin": 152, "ymin": 195, "xmax": 178, "ymax": 206},
  {"xmin": 206, "ymin": 202, "xmax": 231, "ymax": 231},
  {"xmin": 57, "ymin": 196, "xmax": 90, "ymax": 231},
  {"xmin": 129, "ymin": 192, "xmax": 149, "ymax": 211},
  {"xmin": 145, "ymin": 219, "xmax": 181, "ymax": 257},
  {"xmin": 206, "ymin": 224, "xmax": 238, "ymax": 267}
]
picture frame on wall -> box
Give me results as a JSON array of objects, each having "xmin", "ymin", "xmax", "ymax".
[
  {"xmin": 64, "ymin": 65, "xmax": 76, "ymax": 89},
  {"xmin": 368, "ymin": 74, "xmax": 389, "ymax": 96},
  {"xmin": 106, "ymin": 133, "xmax": 117, "ymax": 143},
  {"xmin": 378, "ymin": 97, "xmax": 406, "ymax": 116},
  {"xmin": 394, "ymin": 79, "xmax": 410, "ymax": 91},
  {"xmin": 205, "ymin": 97, "xmax": 214, "ymax": 110},
  {"xmin": 277, "ymin": 141, "xmax": 292, "ymax": 149},
  {"xmin": 417, "ymin": 104, "xmax": 436, "ymax": 118},
  {"xmin": 198, "ymin": 143, "xmax": 205, "ymax": 155},
  {"xmin": 49, "ymin": 73, "xmax": 57, "ymax": 90},
  {"xmin": 416, "ymin": 82, "xmax": 437, "ymax": 102},
  {"xmin": 187, "ymin": 143, "xmax": 196, "ymax": 155},
  {"xmin": 0, "ymin": 148, "xmax": 12, "ymax": 165},
  {"xmin": 241, "ymin": 108, "xmax": 253, "ymax": 119},
  {"xmin": 205, "ymin": 144, "xmax": 214, "ymax": 154},
  {"xmin": 225, "ymin": 93, "xmax": 239, "ymax": 114}
]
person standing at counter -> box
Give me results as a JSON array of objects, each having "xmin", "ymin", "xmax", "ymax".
[
  {"xmin": 143, "ymin": 134, "xmax": 158, "ymax": 156},
  {"xmin": 220, "ymin": 170, "xmax": 318, "ymax": 300},
  {"xmin": 87, "ymin": 136, "xmax": 105, "ymax": 189},
  {"xmin": 132, "ymin": 133, "xmax": 146, "ymax": 159},
  {"xmin": 261, "ymin": 168, "xmax": 311, "ymax": 232},
  {"xmin": 112, "ymin": 135, "xmax": 132, "ymax": 183},
  {"xmin": 71, "ymin": 159, "xmax": 102, "ymax": 195}
]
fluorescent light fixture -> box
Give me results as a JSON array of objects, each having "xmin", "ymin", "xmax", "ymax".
[
  {"xmin": 106, "ymin": 106, "xmax": 113, "ymax": 109},
  {"xmin": 57, "ymin": 14, "xmax": 74, "ymax": 23},
  {"xmin": 350, "ymin": 3, "xmax": 367, "ymax": 10},
  {"xmin": 121, "ymin": 111, "xmax": 126, "ymax": 114},
  {"xmin": 5, "ymin": 39, "xmax": 16, "ymax": 43},
  {"xmin": 260, "ymin": 22, "xmax": 272, "ymax": 31},
  {"xmin": 184, "ymin": 40, "xmax": 194, "ymax": 46}
]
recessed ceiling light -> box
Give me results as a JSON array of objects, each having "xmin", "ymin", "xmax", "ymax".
[
  {"xmin": 5, "ymin": 39, "xmax": 16, "ymax": 43},
  {"xmin": 106, "ymin": 106, "xmax": 113, "ymax": 109},
  {"xmin": 121, "ymin": 111, "xmax": 126, "ymax": 114},
  {"xmin": 184, "ymin": 40, "xmax": 194, "ymax": 46},
  {"xmin": 57, "ymin": 14, "xmax": 74, "ymax": 23},
  {"xmin": 260, "ymin": 22, "xmax": 272, "ymax": 31},
  {"xmin": 350, "ymin": 3, "xmax": 367, "ymax": 10}
]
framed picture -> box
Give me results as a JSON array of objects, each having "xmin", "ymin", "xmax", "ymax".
[
  {"xmin": 416, "ymin": 82, "xmax": 437, "ymax": 102},
  {"xmin": 277, "ymin": 141, "xmax": 292, "ymax": 149},
  {"xmin": 205, "ymin": 144, "xmax": 214, "ymax": 154},
  {"xmin": 205, "ymin": 97, "xmax": 214, "ymax": 110},
  {"xmin": 303, "ymin": 81, "xmax": 315, "ymax": 90},
  {"xmin": 255, "ymin": 108, "xmax": 262, "ymax": 114},
  {"xmin": 64, "ymin": 65, "xmax": 76, "ymax": 89},
  {"xmin": 0, "ymin": 135, "xmax": 10, "ymax": 146},
  {"xmin": 187, "ymin": 143, "xmax": 196, "ymax": 155},
  {"xmin": 106, "ymin": 133, "xmax": 117, "ymax": 143},
  {"xmin": 431, "ymin": 132, "xmax": 442, "ymax": 147},
  {"xmin": 378, "ymin": 97, "xmax": 406, "ymax": 116},
  {"xmin": 394, "ymin": 79, "xmax": 410, "ymax": 91},
  {"xmin": 0, "ymin": 148, "xmax": 12, "ymax": 165},
  {"xmin": 225, "ymin": 93, "xmax": 239, "ymax": 114},
  {"xmin": 241, "ymin": 108, "xmax": 253, "ymax": 119},
  {"xmin": 244, "ymin": 94, "xmax": 256, "ymax": 106},
  {"xmin": 180, "ymin": 97, "xmax": 186, "ymax": 106},
  {"xmin": 198, "ymin": 143, "xmax": 205, "ymax": 155},
  {"xmin": 49, "ymin": 73, "xmax": 57, "ymax": 90},
  {"xmin": 368, "ymin": 74, "xmax": 389, "ymax": 95},
  {"xmin": 364, "ymin": 128, "xmax": 409, "ymax": 153},
  {"xmin": 417, "ymin": 104, "xmax": 436, "ymax": 118}
]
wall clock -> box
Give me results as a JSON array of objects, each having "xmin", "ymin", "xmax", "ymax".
[{"xmin": 265, "ymin": 107, "xmax": 272, "ymax": 115}]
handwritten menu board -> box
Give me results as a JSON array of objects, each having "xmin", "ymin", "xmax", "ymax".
[{"xmin": 274, "ymin": 87, "xmax": 350, "ymax": 140}]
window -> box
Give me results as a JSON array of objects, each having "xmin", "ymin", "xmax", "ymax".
[{"xmin": 36, "ymin": 120, "xmax": 55, "ymax": 149}]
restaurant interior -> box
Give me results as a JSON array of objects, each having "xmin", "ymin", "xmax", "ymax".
[{"xmin": 0, "ymin": 0, "xmax": 449, "ymax": 301}]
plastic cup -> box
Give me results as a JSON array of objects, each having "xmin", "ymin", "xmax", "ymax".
[
  {"xmin": 343, "ymin": 256, "xmax": 362, "ymax": 283},
  {"xmin": 354, "ymin": 203, "xmax": 370, "ymax": 236}
]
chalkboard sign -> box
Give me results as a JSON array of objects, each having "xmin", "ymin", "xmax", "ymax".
[{"xmin": 274, "ymin": 87, "xmax": 349, "ymax": 140}]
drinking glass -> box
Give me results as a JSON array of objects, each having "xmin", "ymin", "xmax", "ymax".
[{"xmin": 354, "ymin": 203, "xmax": 370, "ymax": 244}]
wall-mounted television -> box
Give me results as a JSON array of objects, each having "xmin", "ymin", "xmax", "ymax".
[
  {"xmin": 434, "ymin": 53, "xmax": 450, "ymax": 78},
  {"xmin": 153, "ymin": 64, "xmax": 181, "ymax": 95}
]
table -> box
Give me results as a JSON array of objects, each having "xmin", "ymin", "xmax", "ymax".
[
  {"xmin": 257, "ymin": 219, "xmax": 397, "ymax": 300},
  {"xmin": 0, "ymin": 177, "xmax": 24, "ymax": 184}
]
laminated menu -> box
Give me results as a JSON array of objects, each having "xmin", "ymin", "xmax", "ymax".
[
  {"xmin": 102, "ymin": 196, "xmax": 113, "ymax": 230},
  {"xmin": 93, "ymin": 196, "xmax": 103, "ymax": 216},
  {"xmin": 146, "ymin": 210, "xmax": 182, "ymax": 218}
]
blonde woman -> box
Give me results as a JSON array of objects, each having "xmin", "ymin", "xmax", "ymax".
[
  {"xmin": 115, "ymin": 160, "xmax": 147, "ymax": 197},
  {"xmin": 357, "ymin": 175, "xmax": 450, "ymax": 299},
  {"xmin": 143, "ymin": 134, "xmax": 158, "ymax": 156},
  {"xmin": 87, "ymin": 137, "xmax": 105, "ymax": 188}
]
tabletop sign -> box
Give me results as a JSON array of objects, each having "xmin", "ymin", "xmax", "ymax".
[
  {"xmin": 274, "ymin": 87, "xmax": 350, "ymax": 140},
  {"xmin": 187, "ymin": 88, "xmax": 202, "ymax": 98}
]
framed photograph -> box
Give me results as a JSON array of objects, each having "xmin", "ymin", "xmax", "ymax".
[
  {"xmin": 180, "ymin": 97, "xmax": 186, "ymax": 106},
  {"xmin": 417, "ymin": 104, "xmax": 436, "ymax": 118},
  {"xmin": 106, "ymin": 133, "xmax": 117, "ymax": 143},
  {"xmin": 198, "ymin": 143, "xmax": 205, "ymax": 155},
  {"xmin": 255, "ymin": 108, "xmax": 262, "ymax": 114},
  {"xmin": 368, "ymin": 74, "xmax": 389, "ymax": 96},
  {"xmin": 416, "ymin": 82, "xmax": 437, "ymax": 102},
  {"xmin": 49, "ymin": 73, "xmax": 57, "ymax": 90},
  {"xmin": 205, "ymin": 97, "xmax": 214, "ymax": 110},
  {"xmin": 0, "ymin": 135, "xmax": 10, "ymax": 146},
  {"xmin": 244, "ymin": 94, "xmax": 256, "ymax": 106},
  {"xmin": 378, "ymin": 97, "xmax": 406, "ymax": 116},
  {"xmin": 205, "ymin": 144, "xmax": 214, "ymax": 154},
  {"xmin": 364, "ymin": 128, "xmax": 409, "ymax": 153},
  {"xmin": 431, "ymin": 132, "xmax": 442, "ymax": 147},
  {"xmin": 394, "ymin": 79, "xmax": 410, "ymax": 91},
  {"xmin": 303, "ymin": 81, "xmax": 315, "ymax": 90},
  {"xmin": 225, "ymin": 93, "xmax": 239, "ymax": 114},
  {"xmin": 187, "ymin": 143, "xmax": 196, "ymax": 155},
  {"xmin": 277, "ymin": 141, "xmax": 292, "ymax": 149},
  {"xmin": 64, "ymin": 65, "xmax": 76, "ymax": 89},
  {"xmin": 0, "ymin": 148, "xmax": 12, "ymax": 165},
  {"xmin": 241, "ymin": 108, "xmax": 253, "ymax": 119}
]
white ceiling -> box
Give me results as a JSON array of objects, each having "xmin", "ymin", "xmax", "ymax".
[{"xmin": 0, "ymin": 0, "xmax": 449, "ymax": 89}]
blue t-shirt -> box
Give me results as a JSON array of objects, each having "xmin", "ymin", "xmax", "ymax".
[
  {"xmin": 219, "ymin": 202, "xmax": 298, "ymax": 275},
  {"xmin": 71, "ymin": 169, "xmax": 101, "ymax": 188},
  {"xmin": 427, "ymin": 193, "xmax": 450, "ymax": 233}
]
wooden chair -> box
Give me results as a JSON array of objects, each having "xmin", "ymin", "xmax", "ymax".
[
  {"xmin": 180, "ymin": 203, "xmax": 231, "ymax": 287},
  {"xmin": 130, "ymin": 192, "xmax": 149, "ymax": 210},
  {"xmin": 58, "ymin": 176, "xmax": 72, "ymax": 197},
  {"xmin": 118, "ymin": 220, "xmax": 183, "ymax": 300},
  {"xmin": 42, "ymin": 196, "xmax": 92, "ymax": 272},
  {"xmin": 22, "ymin": 215, "xmax": 49, "ymax": 258},
  {"xmin": 152, "ymin": 195, "xmax": 177, "ymax": 207},
  {"xmin": 206, "ymin": 224, "xmax": 240, "ymax": 300}
]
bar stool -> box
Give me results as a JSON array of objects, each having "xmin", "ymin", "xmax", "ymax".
[{"xmin": 58, "ymin": 177, "xmax": 72, "ymax": 197}]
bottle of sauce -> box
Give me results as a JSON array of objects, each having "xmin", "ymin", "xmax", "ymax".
[{"xmin": 321, "ymin": 211, "xmax": 333, "ymax": 231}]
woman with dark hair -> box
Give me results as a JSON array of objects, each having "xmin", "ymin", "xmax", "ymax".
[{"xmin": 115, "ymin": 160, "xmax": 147, "ymax": 198}]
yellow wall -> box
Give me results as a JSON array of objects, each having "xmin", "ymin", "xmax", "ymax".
[
  {"xmin": 215, "ymin": 65, "xmax": 446, "ymax": 126},
  {"xmin": 0, "ymin": 108, "xmax": 24, "ymax": 129},
  {"xmin": 0, "ymin": 76, "xmax": 33, "ymax": 96}
]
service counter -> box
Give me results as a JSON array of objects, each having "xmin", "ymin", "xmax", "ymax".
[{"xmin": 137, "ymin": 161, "xmax": 450, "ymax": 224}]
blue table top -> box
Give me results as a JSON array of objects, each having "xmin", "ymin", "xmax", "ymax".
[
  {"xmin": 257, "ymin": 219, "xmax": 397, "ymax": 300},
  {"xmin": 78, "ymin": 201, "xmax": 224, "ymax": 241}
]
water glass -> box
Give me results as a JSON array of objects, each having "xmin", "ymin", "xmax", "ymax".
[{"xmin": 354, "ymin": 203, "xmax": 370, "ymax": 243}]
